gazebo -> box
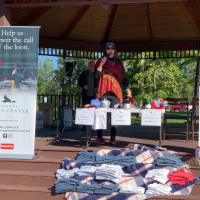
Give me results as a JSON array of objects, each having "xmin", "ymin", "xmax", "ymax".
[
  {"xmin": 1, "ymin": 0, "xmax": 200, "ymax": 61},
  {"xmin": 1, "ymin": 1, "xmax": 200, "ymax": 199},
  {"xmin": 1, "ymin": 0, "xmax": 200, "ymax": 127}
]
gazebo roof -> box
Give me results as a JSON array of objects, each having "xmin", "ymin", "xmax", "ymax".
[{"xmin": 5, "ymin": 0, "xmax": 200, "ymax": 59}]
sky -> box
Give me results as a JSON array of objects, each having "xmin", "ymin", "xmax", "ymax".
[{"xmin": 38, "ymin": 55, "xmax": 59, "ymax": 70}]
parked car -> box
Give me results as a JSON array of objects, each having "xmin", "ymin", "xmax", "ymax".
[{"xmin": 171, "ymin": 101, "xmax": 192, "ymax": 112}]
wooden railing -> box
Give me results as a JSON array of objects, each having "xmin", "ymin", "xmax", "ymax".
[
  {"xmin": 37, "ymin": 47, "xmax": 200, "ymax": 60},
  {"xmin": 37, "ymin": 94, "xmax": 81, "ymax": 121}
]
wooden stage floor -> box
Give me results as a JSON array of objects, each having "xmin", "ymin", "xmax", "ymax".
[{"xmin": 0, "ymin": 123, "xmax": 199, "ymax": 200}]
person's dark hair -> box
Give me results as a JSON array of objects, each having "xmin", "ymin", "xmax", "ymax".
[{"xmin": 103, "ymin": 47, "xmax": 119, "ymax": 63}]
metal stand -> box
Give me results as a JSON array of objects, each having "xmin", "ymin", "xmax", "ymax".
[
  {"xmin": 159, "ymin": 113, "xmax": 164, "ymax": 147},
  {"xmin": 159, "ymin": 123, "xmax": 163, "ymax": 147},
  {"xmin": 46, "ymin": 82, "xmax": 68, "ymax": 146},
  {"xmin": 68, "ymin": 76, "xmax": 72, "ymax": 106},
  {"xmin": 36, "ymin": 62, "xmax": 76, "ymax": 146}
]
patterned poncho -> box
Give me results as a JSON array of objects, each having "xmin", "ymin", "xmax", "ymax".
[{"xmin": 94, "ymin": 59, "xmax": 126, "ymax": 102}]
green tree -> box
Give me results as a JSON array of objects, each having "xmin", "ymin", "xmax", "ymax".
[
  {"xmin": 37, "ymin": 57, "xmax": 56, "ymax": 94},
  {"xmin": 125, "ymin": 59, "xmax": 188, "ymax": 104}
]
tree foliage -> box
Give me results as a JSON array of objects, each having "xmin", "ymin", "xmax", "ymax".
[
  {"xmin": 37, "ymin": 57, "xmax": 56, "ymax": 95},
  {"xmin": 37, "ymin": 56, "xmax": 197, "ymax": 105},
  {"xmin": 125, "ymin": 58, "xmax": 197, "ymax": 104}
]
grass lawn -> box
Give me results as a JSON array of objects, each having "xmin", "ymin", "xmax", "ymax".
[{"xmin": 131, "ymin": 111, "xmax": 191, "ymax": 123}]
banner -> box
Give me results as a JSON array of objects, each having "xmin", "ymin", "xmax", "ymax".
[{"xmin": 0, "ymin": 26, "xmax": 40, "ymax": 159}]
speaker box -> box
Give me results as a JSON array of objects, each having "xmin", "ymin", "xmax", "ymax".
[{"xmin": 65, "ymin": 62, "xmax": 74, "ymax": 76}]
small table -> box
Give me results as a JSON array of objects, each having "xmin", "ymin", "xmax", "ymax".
[{"xmin": 84, "ymin": 108, "xmax": 165, "ymax": 149}]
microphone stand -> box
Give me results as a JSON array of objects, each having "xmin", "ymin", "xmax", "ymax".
[{"xmin": 37, "ymin": 62, "xmax": 76, "ymax": 146}]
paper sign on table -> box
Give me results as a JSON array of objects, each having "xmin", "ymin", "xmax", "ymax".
[
  {"xmin": 92, "ymin": 108, "xmax": 107, "ymax": 130},
  {"xmin": 141, "ymin": 110, "xmax": 161, "ymax": 126},
  {"xmin": 75, "ymin": 108, "xmax": 94, "ymax": 125},
  {"xmin": 111, "ymin": 109, "xmax": 131, "ymax": 125}
]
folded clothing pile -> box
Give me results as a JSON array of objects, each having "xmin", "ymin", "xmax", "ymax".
[
  {"xmin": 55, "ymin": 177, "xmax": 82, "ymax": 194},
  {"xmin": 76, "ymin": 166, "xmax": 99, "ymax": 177},
  {"xmin": 167, "ymin": 169, "xmax": 194, "ymax": 185},
  {"xmin": 145, "ymin": 168, "xmax": 169, "ymax": 184},
  {"xmin": 95, "ymin": 155, "xmax": 135, "ymax": 167},
  {"xmin": 55, "ymin": 177, "xmax": 117, "ymax": 194},
  {"xmin": 77, "ymin": 184, "xmax": 117, "ymax": 195},
  {"xmin": 153, "ymin": 154, "xmax": 186, "ymax": 167},
  {"xmin": 146, "ymin": 183, "xmax": 172, "ymax": 195},
  {"xmin": 119, "ymin": 185, "xmax": 145, "ymax": 194},
  {"xmin": 76, "ymin": 150, "xmax": 135, "ymax": 167},
  {"xmin": 56, "ymin": 168, "xmax": 79, "ymax": 178},
  {"xmin": 76, "ymin": 149, "xmax": 97, "ymax": 164},
  {"xmin": 95, "ymin": 164, "xmax": 124, "ymax": 183}
]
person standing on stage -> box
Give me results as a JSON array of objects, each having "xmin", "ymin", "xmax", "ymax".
[
  {"xmin": 95, "ymin": 42, "xmax": 132, "ymax": 144},
  {"xmin": 78, "ymin": 61, "xmax": 97, "ymax": 131}
]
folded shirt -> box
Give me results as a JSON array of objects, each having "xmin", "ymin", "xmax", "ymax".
[
  {"xmin": 119, "ymin": 185, "xmax": 145, "ymax": 194},
  {"xmin": 167, "ymin": 169, "xmax": 194, "ymax": 185},
  {"xmin": 146, "ymin": 183, "xmax": 172, "ymax": 195},
  {"xmin": 153, "ymin": 154, "xmax": 186, "ymax": 167},
  {"xmin": 56, "ymin": 168, "xmax": 79, "ymax": 178},
  {"xmin": 54, "ymin": 177, "xmax": 82, "ymax": 194},
  {"xmin": 94, "ymin": 184, "xmax": 118, "ymax": 195},
  {"xmin": 95, "ymin": 164, "xmax": 124, "ymax": 183},
  {"xmin": 145, "ymin": 168, "xmax": 169, "ymax": 184},
  {"xmin": 54, "ymin": 177, "xmax": 117, "ymax": 195},
  {"xmin": 77, "ymin": 166, "xmax": 99, "ymax": 177},
  {"xmin": 95, "ymin": 155, "xmax": 136, "ymax": 167},
  {"xmin": 76, "ymin": 150, "xmax": 136, "ymax": 167},
  {"xmin": 76, "ymin": 149, "xmax": 97, "ymax": 164}
]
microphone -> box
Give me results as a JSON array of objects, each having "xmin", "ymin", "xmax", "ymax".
[{"xmin": 106, "ymin": 53, "xmax": 110, "ymax": 58}]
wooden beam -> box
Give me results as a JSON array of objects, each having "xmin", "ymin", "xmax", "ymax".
[
  {"xmin": 39, "ymin": 37, "xmax": 198, "ymax": 52},
  {"xmin": 61, "ymin": 5, "xmax": 90, "ymax": 40},
  {"xmin": 4, "ymin": 0, "xmax": 192, "ymax": 8},
  {"xmin": 18, "ymin": 7, "xmax": 53, "ymax": 26},
  {"xmin": 148, "ymin": 3, "xmax": 155, "ymax": 43},
  {"xmin": 179, "ymin": 1, "xmax": 200, "ymax": 34},
  {"xmin": 104, "ymin": 4, "xmax": 118, "ymax": 42},
  {"xmin": 0, "ymin": 0, "xmax": 11, "ymax": 26}
]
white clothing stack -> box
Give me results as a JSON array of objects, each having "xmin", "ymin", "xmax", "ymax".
[
  {"xmin": 92, "ymin": 109, "xmax": 107, "ymax": 130},
  {"xmin": 56, "ymin": 168, "xmax": 79, "ymax": 178},
  {"xmin": 76, "ymin": 166, "xmax": 99, "ymax": 176},
  {"xmin": 146, "ymin": 183, "xmax": 172, "ymax": 195},
  {"xmin": 145, "ymin": 169, "xmax": 169, "ymax": 184},
  {"xmin": 95, "ymin": 164, "xmax": 124, "ymax": 183},
  {"xmin": 119, "ymin": 185, "xmax": 145, "ymax": 194}
]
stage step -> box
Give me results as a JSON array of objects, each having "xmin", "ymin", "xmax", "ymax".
[
  {"xmin": 0, "ymin": 185, "xmax": 64, "ymax": 200},
  {"xmin": 0, "ymin": 170, "xmax": 56, "ymax": 187},
  {"xmin": 0, "ymin": 158, "xmax": 61, "ymax": 172}
]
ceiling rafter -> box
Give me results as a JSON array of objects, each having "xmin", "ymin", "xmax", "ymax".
[
  {"xmin": 61, "ymin": 5, "xmax": 90, "ymax": 40},
  {"xmin": 18, "ymin": 7, "xmax": 53, "ymax": 26},
  {"xmin": 148, "ymin": 3, "xmax": 155, "ymax": 43},
  {"xmin": 179, "ymin": 1, "xmax": 200, "ymax": 35},
  {"xmin": 104, "ymin": 4, "xmax": 118, "ymax": 42}
]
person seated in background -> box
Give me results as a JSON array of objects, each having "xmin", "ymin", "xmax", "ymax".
[
  {"xmin": 95, "ymin": 42, "xmax": 132, "ymax": 144},
  {"xmin": 78, "ymin": 61, "xmax": 97, "ymax": 131}
]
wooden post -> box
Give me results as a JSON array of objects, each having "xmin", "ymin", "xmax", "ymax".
[
  {"xmin": 0, "ymin": 0, "xmax": 11, "ymax": 26},
  {"xmin": 153, "ymin": 61, "xmax": 156, "ymax": 95},
  {"xmin": 62, "ymin": 49, "xmax": 66, "ymax": 96},
  {"xmin": 194, "ymin": 58, "xmax": 200, "ymax": 122},
  {"xmin": 139, "ymin": 59, "xmax": 144, "ymax": 108}
]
